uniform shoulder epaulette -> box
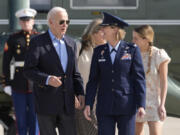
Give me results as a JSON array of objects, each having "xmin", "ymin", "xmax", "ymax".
[
  {"xmin": 127, "ymin": 42, "xmax": 137, "ymax": 48},
  {"xmin": 8, "ymin": 31, "xmax": 22, "ymax": 39}
]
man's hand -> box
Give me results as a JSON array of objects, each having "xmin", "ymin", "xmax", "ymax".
[
  {"xmin": 137, "ymin": 107, "xmax": 146, "ymax": 118},
  {"xmin": 75, "ymin": 96, "xmax": 81, "ymax": 109},
  {"xmin": 48, "ymin": 76, "xmax": 62, "ymax": 87},
  {"xmin": 77, "ymin": 95, "xmax": 85, "ymax": 110},
  {"xmin": 84, "ymin": 105, "xmax": 91, "ymax": 121}
]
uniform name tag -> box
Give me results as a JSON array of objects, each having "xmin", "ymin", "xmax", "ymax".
[{"xmin": 98, "ymin": 59, "xmax": 106, "ymax": 62}]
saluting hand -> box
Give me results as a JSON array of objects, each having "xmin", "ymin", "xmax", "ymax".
[
  {"xmin": 48, "ymin": 76, "xmax": 62, "ymax": 87},
  {"xmin": 84, "ymin": 105, "xmax": 92, "ymax": 121}
]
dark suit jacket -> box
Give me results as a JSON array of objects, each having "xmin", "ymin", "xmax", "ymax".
[
  {"xmin": 24, "ymin": 31, "xmax": 84, "ymax": 115},
  {"xmin": 85, "ymin": 41, "xmax": 146, "ymax": 116}
]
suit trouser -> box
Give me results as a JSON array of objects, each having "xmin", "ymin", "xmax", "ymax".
[
  {"xmin": 37, "ymin": 111, "xmax": 77, "ymax": 135},
  {"xmin": 97, "ymin": 114, "xmax": 136, "ymax": 135},
  {"xmin": 12, "ymin": 90, "xmax": 39, "ymax": 135}
]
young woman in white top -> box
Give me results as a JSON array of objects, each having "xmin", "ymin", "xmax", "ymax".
[{"xmin": 132, "ymin": 25, "xmax": 171, "ymax": 135}]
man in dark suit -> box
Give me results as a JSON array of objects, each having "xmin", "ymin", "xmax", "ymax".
[
  {"xmin": 2, "ymin": 8, "xmax": 39, "ymax": 135},
  {"xmin": 84, "ymin": 12, "xmax": 146, "ymax": 135},
  {"xmin": 24, "ymin": 7, "xmax": 84, "ymax": 135}
]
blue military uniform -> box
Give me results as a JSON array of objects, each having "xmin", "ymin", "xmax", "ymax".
[
  {"xmin": 85, "ymin": 12, "xmax": 146, "ymax": 135},
  {"xmin": 2, "ymin": 8, "xmax": 39, "ymax": 135}
]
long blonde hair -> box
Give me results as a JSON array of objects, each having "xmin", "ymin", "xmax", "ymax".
[
  {"xmin": 134, "ymin": 25, "xmax": 154, "ymax": 74},
  {"xmin": 80, "ymin": 18, "xmax": 102, "ymax": 55}
]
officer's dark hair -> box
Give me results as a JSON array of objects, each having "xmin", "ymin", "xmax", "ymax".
[
  {"xmin": 134, "ymin": 25, "xmax": 155, "ymax": 74},
  {"xmin": 79, "ymin": 18, "xmax": 102, "ymax": 56}
]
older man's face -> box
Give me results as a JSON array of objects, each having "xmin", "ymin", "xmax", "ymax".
[{"xmin": 49, "ymin": 11, "xmax": 69, "ymax": 39}]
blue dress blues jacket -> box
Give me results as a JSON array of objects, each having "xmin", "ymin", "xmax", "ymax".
[{"xmin": 85, "ymin": 40, "xmax": 146, "ymax": 116}]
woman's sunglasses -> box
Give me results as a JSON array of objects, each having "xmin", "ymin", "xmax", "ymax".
[{"xmin": 59, "ymin": 20, "xmax": 70, "ymax": 25}]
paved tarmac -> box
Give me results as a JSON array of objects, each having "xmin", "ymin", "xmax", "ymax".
[
  {"xmin": 0, "ymin": 116, "xmax": 180, "ymax": 135},
  {"xmin": 144, "ymin": 116, "xmax": 180, "ymax": 135}
]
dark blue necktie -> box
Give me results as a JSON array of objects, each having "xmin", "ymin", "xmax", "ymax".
[
  {"xmin": 110, "ymin": 48, "xmax": 117, "ymax": 64},
  {"xmin": 110, "ymin": 48, "xmax": 117, "ymax": 54}
]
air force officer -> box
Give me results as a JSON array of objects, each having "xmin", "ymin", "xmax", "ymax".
[{"xmin": 84, "ymin": 12, "xmax": 146, "ymax": 135}]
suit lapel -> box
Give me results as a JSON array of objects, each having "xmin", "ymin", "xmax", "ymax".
[
  {"xmin": 64, "ymin": 37, "xmax": 72, "ymax": 74},
  {"xmin": 43, "ymin": 31, "xmax": 64, "ymax": 72}
]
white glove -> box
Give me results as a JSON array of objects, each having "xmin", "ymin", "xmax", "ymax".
[{"xmin": 4, "ymin": 86, "xmax": 12, "ymax": 96}]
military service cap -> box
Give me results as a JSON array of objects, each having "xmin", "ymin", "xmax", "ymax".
[
  {"xmin": 100, "ymin": 12, "xmax": 129, "ymax": 28},
  {"xmin": 15, "ymin": 8, "xmax": 37, "ymax": 21}
]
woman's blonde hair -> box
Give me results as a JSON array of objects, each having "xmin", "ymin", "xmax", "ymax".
[
  {"xmin": 134, "ymin": 25, "xmax": 155, "ymax": 74},
  {"xmin": 116, "ymin": 28, "xmax": 126, "ymax": 40},
  {"xmin": 134, "ymin": 25, "xmax": 154, "ymax": 45},
  {"xmin": 80, "ymin": 18, "xmax": 102, "ymax": 55}
]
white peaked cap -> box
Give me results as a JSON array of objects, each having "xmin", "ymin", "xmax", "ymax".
[{"xmin": 15, "ymin": 8, "xmax": 37, "ymax": 18}]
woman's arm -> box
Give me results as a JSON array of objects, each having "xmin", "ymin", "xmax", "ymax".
[{"xmin": 159, "ymin": 60, "xmax": 169, "ymax": 121}]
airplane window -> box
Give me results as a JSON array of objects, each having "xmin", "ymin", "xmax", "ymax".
[
  {"xmin": 30, "ymin": 0, "xmax": 51, "ymax": 11},
  {"xmin": 71, "ymin": 0, "xmax": 137, "ymax": 9}
]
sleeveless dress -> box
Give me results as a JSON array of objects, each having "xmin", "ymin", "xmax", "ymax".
[{"xmin": 136, "ymin": 46, "xmax": 171, "ymax": 122}]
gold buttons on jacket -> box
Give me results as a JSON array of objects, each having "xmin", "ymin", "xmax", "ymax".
[
  {"xmin": 26, "ymin": 39, "xmax": 30, "ymax": 42},
  {"xmin": 16, "ymin": 44, "xmax": 21, "ymax": 54},
  {"xmin": 16, "ymin": 49, "xmax": 21, "ymax": 54},
  {"xmin": 26, "ymin": 34, "xmax": 30, "ymax": 38},
  {"xmin": 16, "ymin": 69, "xmax": 19, "ymax": 72},
  {"xmin": 26, "ymin": 34, "xmax": 30, "ymax": 46}
]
